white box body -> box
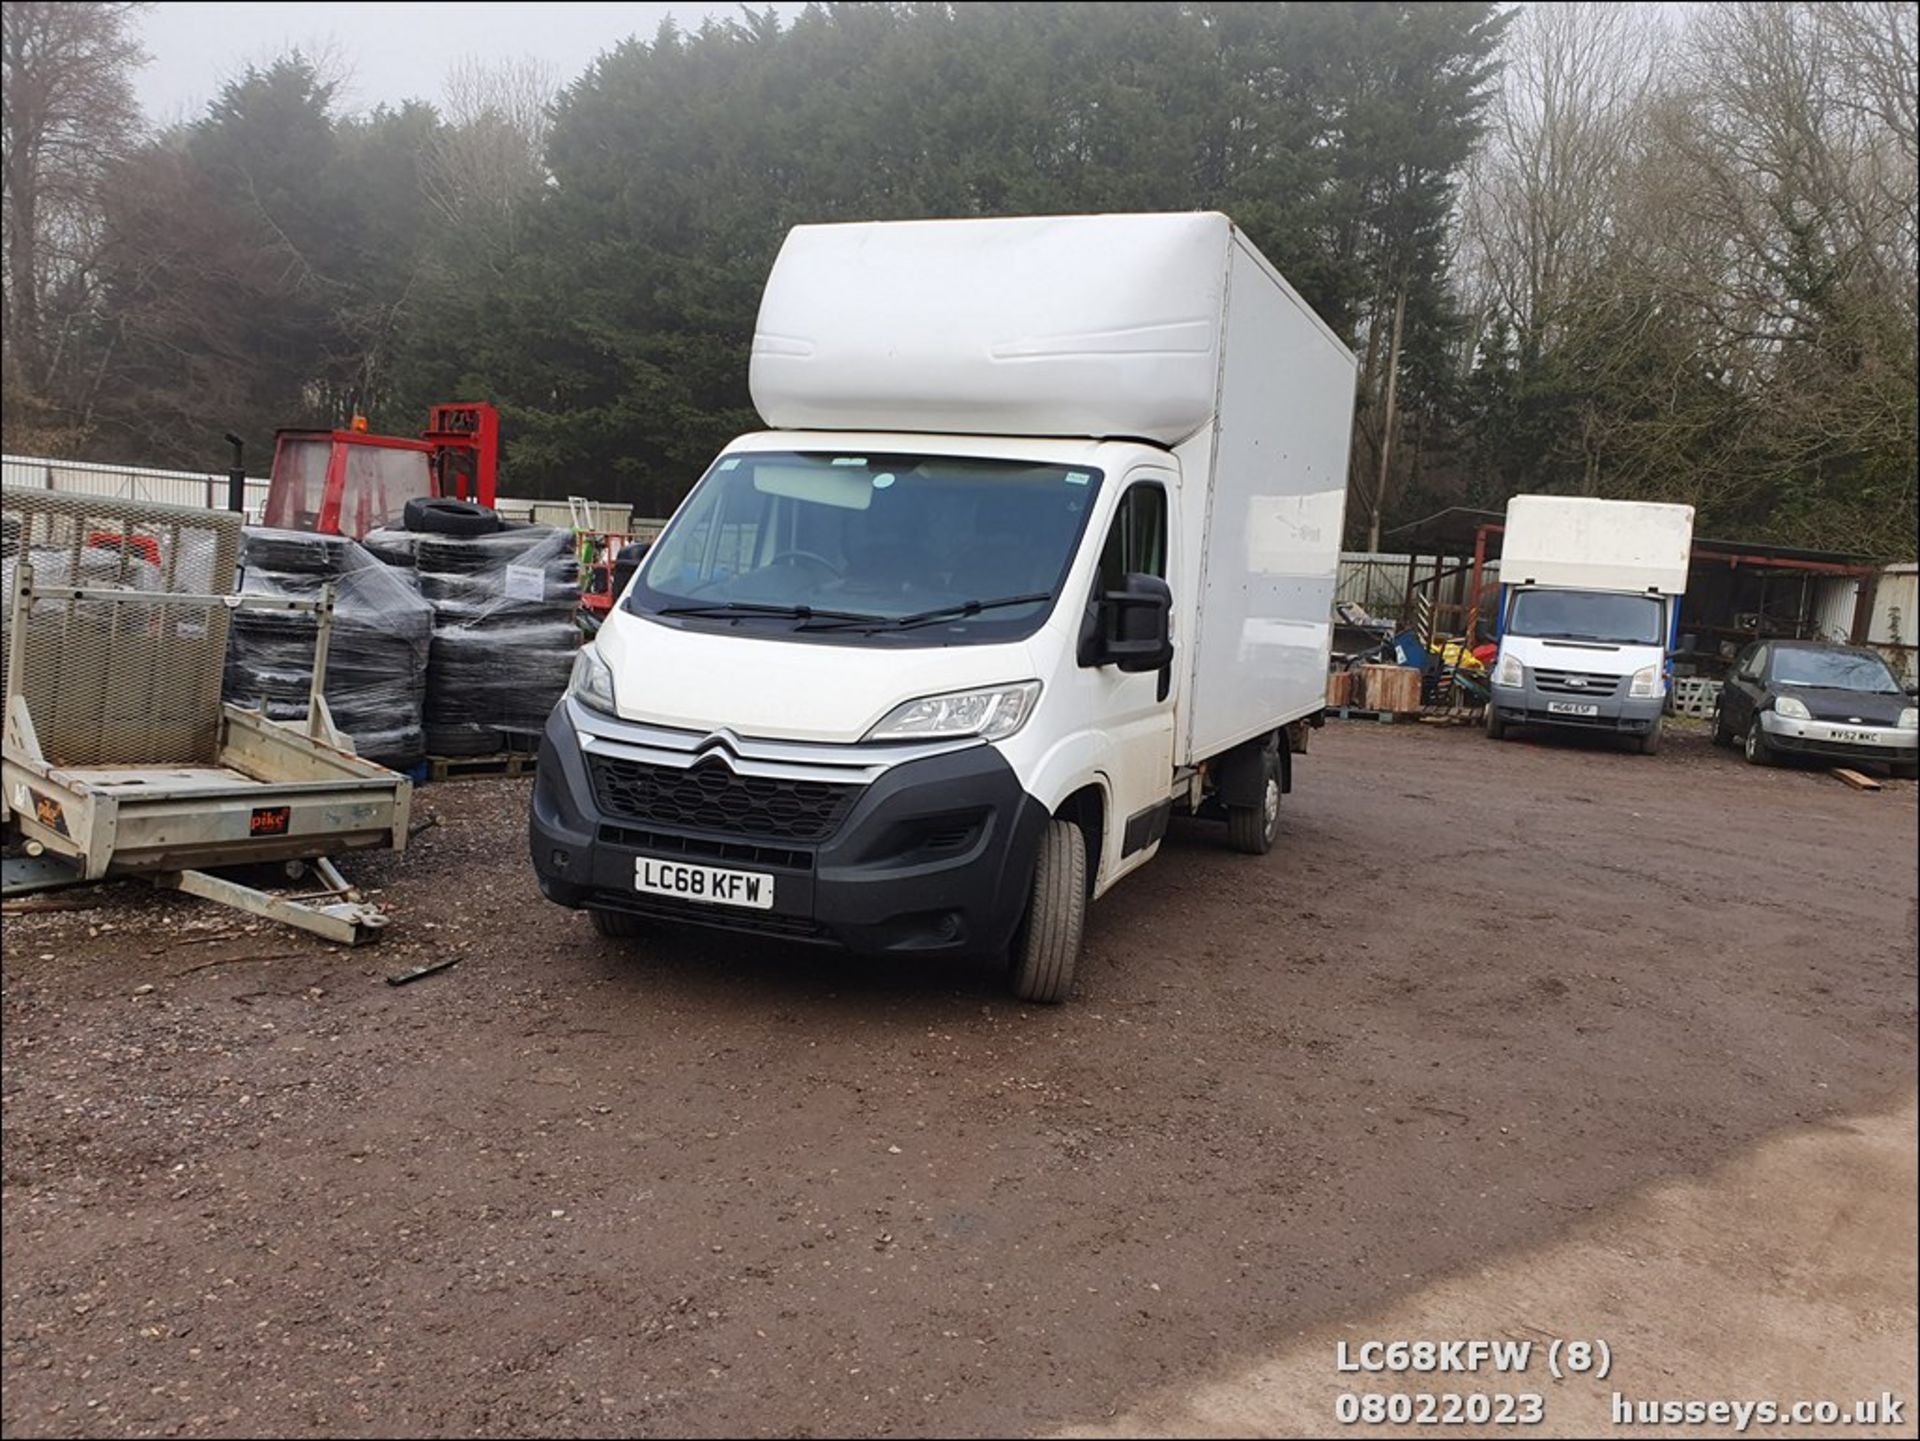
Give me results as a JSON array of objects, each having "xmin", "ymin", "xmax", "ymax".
[{"xmin": 1501, "ymin": 496, "xmax": 1696, "ymax": 596}]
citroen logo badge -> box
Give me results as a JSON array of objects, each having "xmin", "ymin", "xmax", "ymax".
[{"xmin": 695, "ymin": 729, "xmax": 743, "ymax": 769}]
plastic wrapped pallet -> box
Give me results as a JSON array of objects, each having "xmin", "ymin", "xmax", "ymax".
[
  {"xmin": 222, "ymin": 528, "xmax": 433, "ymax": 770},
  {"xmin": 412, "ymin": 526, "xmax": 581, "ymax": 756},
  {"xmin": 359, "ymin": 526, "xmax": 422, "ymax": 569}
]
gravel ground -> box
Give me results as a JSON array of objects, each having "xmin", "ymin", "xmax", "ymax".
[{"xmin": 2, "ymin": 718, "xmax": 1915, "ymax": 1438}]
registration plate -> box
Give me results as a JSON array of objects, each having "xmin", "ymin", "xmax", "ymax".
[
  {"xmin": 1830, "ymin": 728, "xmax": 1875, "ymax": 744},
  {"xmin": 634, "ymin": 857, "xmax": 775, "ymax": 910},
  {"xmin": 1546, "ymin": 701, "xmax": 1601, "ymax": 717}
]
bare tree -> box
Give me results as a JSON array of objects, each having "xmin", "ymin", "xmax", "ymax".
[
  {"xmin": 1, "ymin": 0, "xmax": 145, "ymax": 406},
  {"xmin": 1463, "ymin": 2, "xmax": 1661, "ymax": 356},
  {"xmin": 422, "ymin": 55, "xmax": 556, "ymax": 267}
]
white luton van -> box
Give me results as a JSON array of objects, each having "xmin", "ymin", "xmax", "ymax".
[
  {"xmin": 530, "ymin": 213, "xmax": 1357, "ymax": 1001},
  {"xmin": 1485, "ymin": 494, "xmax": 1696, "ymax": 753}
]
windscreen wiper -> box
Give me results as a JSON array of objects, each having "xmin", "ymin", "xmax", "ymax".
[
  {"xmin": 656, "ymin": 601, "xmax": 887, "ymax": 623},
  {"xmin": 803, "ymin": 592, "xmax": 1055, "ymax": 633}
]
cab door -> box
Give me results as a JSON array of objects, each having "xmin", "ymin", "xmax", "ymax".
[
  {"xmin": 1721, "ymin": 643, "xmax": 1768, "ymax": 733},
  {"xmin": 1085, "ymin": 472, "xmax": 1178, "ymax": 880}
]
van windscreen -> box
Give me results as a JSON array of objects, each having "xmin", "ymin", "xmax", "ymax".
[
  {"xmin": 1507, "ymin": 589, "xmax": 1664, "ymax": 646},
  {"xmin": 627, "ymin": 451, "xmax": 1103, "ymax": 644}
]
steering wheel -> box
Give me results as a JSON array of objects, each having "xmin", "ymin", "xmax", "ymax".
[{"xmin": 765, "ymin": 549, "xmax": 842, "ymax": 579}]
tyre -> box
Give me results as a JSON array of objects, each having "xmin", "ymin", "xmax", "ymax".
[
  {"xmin": 1486, "ymin": 707, "xmax": 1507, "ymax": 741},
  {"xmin": 414, "ymin": 538, "xmax": 507, "ymax": 576},
  {"xmin": 1892, "ymin": 761, "xmax": 1918, "ymax": 781},
  {"xmin": 404, "ymin": 496, "xmax": 502, "ymax": 537},
  {"xmin": 361, "ymin": 527, "xmax": 419, "ymax": 567},
  {"xmin": 242, "ymin": 529, "xmax": 353, "ymax": 576},
  {"xmin": 1009, "ymin": 817, "xmax": 1087, "ymax": 1005},
  {"xmin": 1226, "ymin": 748, "xmax": 1282, "ymax": 855},
  {"xmin": 424, "ymin": 722, "xmax": 498, "ymax": 757},
  {"xmin": 1744, "ymin": 717, "xmax": 1776, "ymax": 767},
  {"xmin": 348, "ymin": 724, "xmax": 426, "ymax": 770},
  {"xmin": 1711, "ymin": 704, "xmax": 1733, "ymax": 747},
  {"xmin": 1637, "ymin": 717, "xmax": 1663, "ymax": 755},
  {"xmin": 590, "ymin": 907, "xmax": 646, "ymax": 938}
]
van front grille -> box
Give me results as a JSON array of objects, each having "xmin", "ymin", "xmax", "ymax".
[
  {"xmin": 1533, "ymin": 668, "xmax": 1621, "ymax": 697},
  {"xmin": 598, "ymin": 823, "xmax": 812, "ymax": 872},
  {"xmin": 587, "ymin": 754, "xmax": 859, "ymax": 842}
]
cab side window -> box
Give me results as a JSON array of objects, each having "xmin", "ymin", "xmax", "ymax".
[
  {"xmin": 1098, "ymin": 483, "xmax": 1168, "ymax": 591},
  {"xmin": 1743, "ymin": 644, "xmax": 1769, "ymax": 681}
]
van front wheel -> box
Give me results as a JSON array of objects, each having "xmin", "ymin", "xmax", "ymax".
[{"xmin": 1009, "ymin": 817, "xmax": 1087, "ymax": 1005}]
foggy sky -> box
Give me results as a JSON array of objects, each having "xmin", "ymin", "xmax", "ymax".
[{"xmin": 132, "ymin": 1, "xmax": 801, "ymax": 126}]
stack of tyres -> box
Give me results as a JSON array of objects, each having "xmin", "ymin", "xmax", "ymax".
[
  {"xmin": 414, "ymin": 527, "xmax": 581, "ymax": 756},
  {"xmin": 359, "ymin": 526, "xmax": 421, "ymax": 569},
  {"xmin": 222, "ymin": 529, "xmax": 433, "ymax": 770}
]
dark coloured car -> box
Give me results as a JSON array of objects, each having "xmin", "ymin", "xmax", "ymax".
[{"xmin": 1714, "ymin": 640, "xmax": 1918, "ymax": 777}]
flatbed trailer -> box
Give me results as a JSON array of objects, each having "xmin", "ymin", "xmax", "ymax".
[{"xmin": 2, "ymin": 488, "xmax": 411, "ymax": 943}]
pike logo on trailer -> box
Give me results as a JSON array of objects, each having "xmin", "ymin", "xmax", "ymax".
[{"xmin": 249, "ymin": 805, "xmax": 292, "ymax": 837}]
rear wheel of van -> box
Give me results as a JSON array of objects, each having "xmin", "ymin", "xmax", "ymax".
[
  {"xmin": 1009, "ymin": 818, "xmax": 1086, "ymax": 1005},
  {"xmin": 1226, "ymin": 750, "xmax": 1282, "ymax": 855},
  {"xmin": 589, "ymin": 907, "xmax": 646, "ymax": 938}
]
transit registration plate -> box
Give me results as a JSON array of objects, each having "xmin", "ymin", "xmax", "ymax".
[
  {"xmin": 1546, "ymin": 701, "xmax": 1601, "ymax": 717},
  {"xmin": 635, "ymin": 857, "xmax": 775, "ymax": 910}
]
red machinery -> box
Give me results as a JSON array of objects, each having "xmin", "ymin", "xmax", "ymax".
[{"xmin": 261, "ymin": 402, "xmax": 499, "ymax": 538}]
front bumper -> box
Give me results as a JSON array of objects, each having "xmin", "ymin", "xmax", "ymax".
[
  {"xmin": 528, "ymin": 701, "xmax": 1049, "ymax": 956},
  {"xmin": 1759, "ymin": 712, "xmax": 1918, "ymax": 764},
  {"xmin": 1489, "ymin": 679, "xmax": 1664, "ymax": 734}
]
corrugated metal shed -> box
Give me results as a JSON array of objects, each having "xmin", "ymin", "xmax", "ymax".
[{"xmin": 1815, "ymin": 564, "xmax": 1919, "ymax": 682}]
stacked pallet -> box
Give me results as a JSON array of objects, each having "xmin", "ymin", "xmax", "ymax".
[{"xmin": 1355, "ymin": 663, "xmax": 1422, "ymax": 716}]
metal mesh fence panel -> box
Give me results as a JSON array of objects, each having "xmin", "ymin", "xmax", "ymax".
[{"xmin": 2, "ymin": 487, "xmax": 242, "ymax": 766}]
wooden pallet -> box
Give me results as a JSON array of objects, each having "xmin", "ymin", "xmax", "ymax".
[
  {"xmin": 1669, "ymin": 676, "xmax": 1723, "ymax": 719},
  {"xmin": 425, "ymin": 751, "xmax": 538, "ymax": 782},
  {"xmin": 1325, "ymin": 705, "xmax": 1406, "ymax": 723}
]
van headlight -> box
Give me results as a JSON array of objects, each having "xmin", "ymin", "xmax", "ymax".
[
  {"xmin": 1494, "ymin": 653, "xmax": 1523, "ymax": 688},
  {"xmin": 1629, "ymin": 665, "xmax": 1664, "ymax": 699},
  {"xmin": 867, "ymin": 682, "xmax": 1040, "ymax": 742},
  {"xmin": 1773, "ymin": 695, "xmax": 1810, "ymax": 720},
  {"xmin": 569, "ymin": 647, "xmax": 618, "ymax": 715}
]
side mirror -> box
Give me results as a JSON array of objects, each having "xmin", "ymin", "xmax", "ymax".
[
  {"xmin": 1081, "ymin": 572, "xmax": 1174, "ymax": 673},
  {"xmin": 611, "ymin": 540, "xmax": 651, "ymax": 597}
]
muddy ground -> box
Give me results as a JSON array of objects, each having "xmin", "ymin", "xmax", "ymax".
[{"xmin": 3, "ymin": 719, "xmax": 1915, "ymax": 1438}]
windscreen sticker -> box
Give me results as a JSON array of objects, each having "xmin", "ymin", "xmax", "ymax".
[
  {"xmin": 1065, "ymin": 471, "xmax": 1091, "ymax": 486},
  {"xmin": 830, "ymin": 456, "xmax": 866, "ymax": 466},
  {"xmin": 718, "ymin": 458, "xmax": 740, "ymax": 471}
]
